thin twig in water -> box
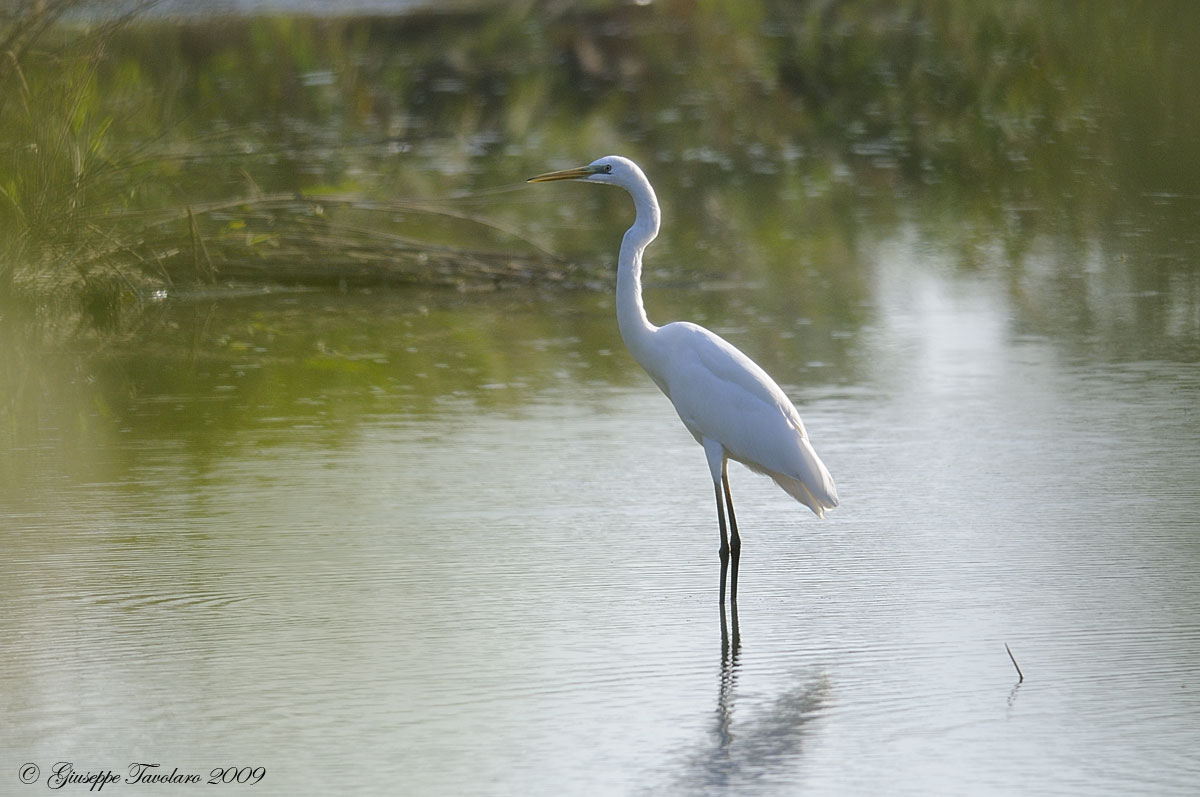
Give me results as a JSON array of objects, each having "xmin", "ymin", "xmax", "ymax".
[{"xmin": 1005, "ymin": 642, "xmax": 1024, "ymax": 683}]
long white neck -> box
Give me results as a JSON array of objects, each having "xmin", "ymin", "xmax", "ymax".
[{"xmin": 616, "ymin": 178, "xmax": 661, "ymax": 368}]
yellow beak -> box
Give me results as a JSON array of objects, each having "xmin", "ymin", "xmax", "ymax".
[{"xmin": 527, "ymin": 165, "xmax": 596, "ymax": 183}]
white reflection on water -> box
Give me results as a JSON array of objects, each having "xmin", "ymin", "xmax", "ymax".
[{"xmin": 3, "ymin": 239, "xmax": 1200, "ymax": 795}]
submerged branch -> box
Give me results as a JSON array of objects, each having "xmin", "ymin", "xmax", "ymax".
[{"xmin": 97, "ymin": 193, "xmax": 608, "ymax": 291}]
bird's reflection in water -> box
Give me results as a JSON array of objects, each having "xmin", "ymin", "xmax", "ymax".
[
  {"xmin": 714, "ymin": 601, "xmax": 741, "ymax": 774},
  {"xmin": 668, "ymin": 605, "xmax": 830, "ymax": 794}
]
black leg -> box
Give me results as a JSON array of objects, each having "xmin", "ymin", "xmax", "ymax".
[
  {"xmin": 722, "ymin": 469, "xmax": 741, "ymax": 606},
  {"xmin": 715, "ymin": 480, "xmax": 730, "ymax": 606}
]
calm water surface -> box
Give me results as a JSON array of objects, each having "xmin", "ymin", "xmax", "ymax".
[
  {"xmin": 4, "ymin": 6, "xmax": 1200, "ymax": 793},
  {"xmin": 3, "ymin": 223, "xmax": 1199, "ymax": 794}
]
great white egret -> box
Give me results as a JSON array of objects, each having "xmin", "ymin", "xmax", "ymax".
[{"xmin": 529, "ymin": 156, "xmax": 838, "ymax": 605}]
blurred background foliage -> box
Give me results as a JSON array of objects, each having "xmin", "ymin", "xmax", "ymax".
[
  {"xmin": 1, "ymin": 0, "xmax": 1195, "ymax": 327},
  {"xmin": 1, "ymin": 0, "xmax": 1197, "ymax": 477},
  {"xmin": 0, "ymin": 0, "xmax": 1195, "ymax": 448}
]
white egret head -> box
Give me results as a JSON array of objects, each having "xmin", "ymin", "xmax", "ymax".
[{"xmin": 527, "ymin": 155, "xmax": 646, "ymax": 189}]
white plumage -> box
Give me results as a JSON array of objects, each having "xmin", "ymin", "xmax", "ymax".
[
  {"xmin": 651, "ymin": 320, "xmax": 838, "ymax": 517},
  {"xmin": 529, "ymin": 155, "xmax": 838, "ymax": 604}
]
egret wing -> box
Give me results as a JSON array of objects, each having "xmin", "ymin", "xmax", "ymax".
[{"xmin": 655, "ymin": 322, "xmax": 838, "ymax": 515}]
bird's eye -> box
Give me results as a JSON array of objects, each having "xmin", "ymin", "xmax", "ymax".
[{"xmin": 603, "ymin": 164, "xmax": 613, "ymax": 173}]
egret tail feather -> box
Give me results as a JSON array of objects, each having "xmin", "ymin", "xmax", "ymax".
[
  {"xmin": 772, "ymin": 472, "xmax": 837, "ymax": 518},
  {"xmin": 766, "ymin": 438, "xmax": 838, "ymax": 518}
]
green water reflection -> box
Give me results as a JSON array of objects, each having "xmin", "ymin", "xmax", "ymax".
[{"xmin": 2, "ymin": 0, "xmax": 1198, "ymax": 516}]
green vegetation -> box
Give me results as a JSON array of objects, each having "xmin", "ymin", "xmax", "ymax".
[
  {"xmin": 0, "ymin": 1, "xmax": 1196, "ymax": 338},
  {"xmin": 0, "ymin": 1, "xmax": 150, "ymax": 332},
  {"xmin": 1, "ymin": 0, "xmax": 1197, "ymax": 485}
]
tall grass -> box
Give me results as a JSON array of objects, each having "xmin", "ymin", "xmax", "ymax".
[
  {"xmin": 0, "ymin": 2, "xmax": 581, "ymax": 341},
  {"xmin": 0, "ymin": 1, "xmax": 161, "ymax": 334}
]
